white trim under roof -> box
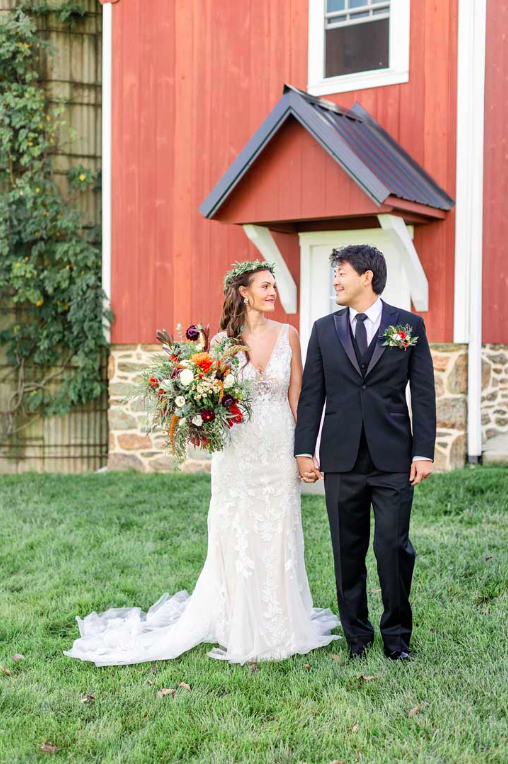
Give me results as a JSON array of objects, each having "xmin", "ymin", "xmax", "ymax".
[
  {"xmin": 377, "ymin": 214, "xmax": 428, "ymax": 311},
  {"xmin": 308, "ymin": 0, "xmax": 410, "ymax": 96},
  {"xmin": 453, "ymin": 0, "xmax": 487, "ymax": 462},
  {"xmin": 243, "ymin": 225, "xmax": 297, "ymax": 314},
  {"xmin": 102, "ymin": 1, "xmax": 113, "ymax": 342}
]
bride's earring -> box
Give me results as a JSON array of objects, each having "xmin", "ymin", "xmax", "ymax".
[{"xmin": 243, "ymin": 297, "xmax": 248, "ymax": 305}]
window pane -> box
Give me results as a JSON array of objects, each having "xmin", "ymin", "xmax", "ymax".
[
  {"xmin": 327, "ymin": 0, "xmax": 345, "ymax": 12},
  {"xmin": 349, "ymin": 0, "xmax": 368, "ymax": 8},
  {"xmin": 325, "ymin": 18, "xmax": 389, "ymax": 77}
]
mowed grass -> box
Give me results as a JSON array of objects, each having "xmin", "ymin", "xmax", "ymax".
[{"xmin": 0, "ymin": 467, "xmax": 507, "ymax": 764}]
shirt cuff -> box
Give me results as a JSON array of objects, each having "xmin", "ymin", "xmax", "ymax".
[
  {"xmin": 413, "ymin": 456, "xmax": 432, "ymax": 462},
  {"xmin": 295, "ymin": 454, "xmax": 313, "ymax": 458}
]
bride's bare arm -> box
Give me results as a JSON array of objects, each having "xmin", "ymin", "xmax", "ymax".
[{"xmin": 288, "ymin": 325, "xmax": 303, "ymax": 422}]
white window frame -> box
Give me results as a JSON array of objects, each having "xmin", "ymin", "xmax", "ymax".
[{"xmin": 307, "ymin": 0, "xmax": 411, "ymax": 96}]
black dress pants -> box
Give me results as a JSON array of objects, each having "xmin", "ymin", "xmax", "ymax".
[{"xmin": 324, "ymin": 428, "xmax": 416, "ymax": 654}]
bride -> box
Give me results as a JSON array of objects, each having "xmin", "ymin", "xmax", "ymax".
[{"xmin": 64, "ymin": 261, "xmax": 340, "ymax": 666}]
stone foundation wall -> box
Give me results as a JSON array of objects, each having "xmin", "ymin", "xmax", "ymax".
[
  {"xmin": 481, "ymin": 344, "xmax": 508, "ymax": 452},
  {"xmin": 107, "ymin": 342, "xmax": 507, "ymax": 473},
  {"xmin": 107, "ymin": 344, "xmax": 211, "ymax": 473}
]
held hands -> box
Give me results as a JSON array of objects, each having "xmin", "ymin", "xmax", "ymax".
[
  {"xmin": 297, "ymin": 456, "xmax": 323, "ymax": 483},
  {"xmin": 410, "ymin": 459, "xmax": 433, "ymax": 486}
]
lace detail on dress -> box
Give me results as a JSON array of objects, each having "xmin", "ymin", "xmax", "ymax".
[{"xmin": 63, "ymin": 323, "xmax": 340, "ymax": 666}]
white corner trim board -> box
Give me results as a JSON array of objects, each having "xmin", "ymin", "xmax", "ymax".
[
  {"xmin": 102, "ymin": 2, "xmax": 113, "ymax": 342},
  {"xmin": 243, "ymin": 225, "xmax": 297, "ymax": 314},
  {"xmin": 377, "ymin": 214, "xmax": 428, "ymax": 312},
  {"xmin": 454, "ymin": 0, "xmax": 487, "ymax": 461}
]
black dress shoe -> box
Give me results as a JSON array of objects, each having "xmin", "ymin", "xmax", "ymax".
[
  {"xmin": 349, "ymin": 642, "xmax": 373, "ymax": 660},
  {"xmin": 384, "ymin": 649, "xmax": 413, "ymax": 661}
]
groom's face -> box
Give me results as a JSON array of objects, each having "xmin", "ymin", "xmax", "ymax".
[{"xmin": 332, "ymin": 261, "xmax": 369, "ymax": 306}]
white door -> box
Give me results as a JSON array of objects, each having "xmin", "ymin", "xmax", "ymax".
[{"xmin": 298, "ymin": 228, "xmax": 413, "ymax": 358}]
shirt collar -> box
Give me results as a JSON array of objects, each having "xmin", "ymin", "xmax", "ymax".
[{"xmin": 349, "ymin": 296, "xmax": 383, "ymax": 323}]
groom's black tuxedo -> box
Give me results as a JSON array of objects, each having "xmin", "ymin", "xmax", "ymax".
[
  {"xmin": 295, "ymin": 299, "xmax": 436, "ymax": 655},
  {"xmin": 294, "ymin": 300, "xmax": 436, "ymax": 472}
]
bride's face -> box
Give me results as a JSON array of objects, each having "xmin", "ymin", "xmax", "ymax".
[{"xmin": 241, "ymin": 270, "xmax": 277, "ymax": 312}]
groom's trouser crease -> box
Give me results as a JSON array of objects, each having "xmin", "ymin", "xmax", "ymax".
[{"xmin": 324, "ymin": 436, "xmax": 416, "ymax": 654}]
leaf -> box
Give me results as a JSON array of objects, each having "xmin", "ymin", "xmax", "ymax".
[
  {"xmin": 361, "ymin": 674, "xmax": 384, "ymax": 681},
  {"xmin": 409, "ymin": 705, "xmax": 420, "ymax": 717},
  {"xmin": 12, "ymin": 654, "xmax": 25, "ymax": 661},
  {"xmin": 249, "ymin": 662, "xmax": 258, "ymax": 672},
  {"xmin": 178, "ymin": 682, "xmax": 191, "ymax": 691},
  {"xmin": 150, "ymin": 664, "xmax": 158, "ymax": 674},
  {"xmin": 351, "ymin": 724, "xmax": 360, "ymax": 733},
  {"xmin": 0, "ymin": 667, "xmax": 11, "ymax": 676},
  {"xmin": 147, "ymin": 680, "xmax": 155, "ymax": 687},
  {"xmin": 304, "ymin": 663, "xmax": 311, "ymax": 671},
  {"xmin": 40, "ymin": 742, "xmax": 57, "ymax": 753},
  {"xmin": 329, "ymin": 654, "xmax": 342, "ymax": 661},
  {"xmin": 157, "ymin": 688, "xmax": 176, "ymax": 698},
  {"xmin": 80, "ymin": 694, "xmax": 94, "ymax": 703}
]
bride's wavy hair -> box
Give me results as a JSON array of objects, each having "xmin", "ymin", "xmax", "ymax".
[{"xmin": 219, "ymin": 267, "xmax": 273, "ymax": 340}]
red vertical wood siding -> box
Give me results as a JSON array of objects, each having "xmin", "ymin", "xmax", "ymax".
[
  {"xmin": 482, "ymin": 0, "xmax": 508, "ymax": 344},
  {"xmin": 110, "ymin": 0, "xmax": 457, "ymax": 344}
]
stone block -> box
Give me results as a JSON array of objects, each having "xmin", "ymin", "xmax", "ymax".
[
  {"xmin": 436, "ymin": 397, "xmax": 467, "ymax": 429},
  {"xmin": 432, "ymin": 447, "xmax": 449, "ymax": 471},
  {"xmin": 148, "ymin": 455, "xmax": 175, "ymax": 473},
  {"xmin": 108, "ymin": 409, "xmax": 138, "ymax": 430},
  {"xmin": 109, "ymin": 432, "xmax": 116, "ymax": 450},
  {"xmin": 107, "ymin": 355, "xmax": 115, "ymax": 380},
  {"xmin": 117, "ymin": 433, "xmax": 152, "ymax": 450},
  {"xmin": 181, "ymin": 459, "xmax": 212, "ymax": 474},
  {"xmin": 431, "ymin": 354, "xmax": 450, "ymax": 372},
  {"xmin": 449, "ymin": 433, "xmax": 466, "ymax": 469},
  {"xmin": 447, "ymin": 353, "xmax": 467, "ymax": 395},
  {"xmin": 108, "ymin": 453, "xmax": 145, "ymax": 472},
  {"xmin": 482, "ymin": 359, "xmax": 492, "ymax": 390},
  {"xmin": 117, "ymin": 362, "xmax": 148, "ymax": 373},
  {"xmin": 434, "ymin": 375, "xmax": 445, "ymax": 398},
  {"xmin": 487, "ymin": 352, "xmax": 507, "ymax": 365},
  {"xmin": 109, "ymin": 382, "xmax": 136, "ymax": 398}
]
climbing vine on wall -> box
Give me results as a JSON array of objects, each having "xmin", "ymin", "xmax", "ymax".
[{"xmin": 0, "ymin": 5, "xmax": 112, "ymax": 440}]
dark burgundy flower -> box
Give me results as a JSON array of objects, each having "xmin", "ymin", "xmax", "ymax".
[
  {"xmin": 186, "ymin": 325, "xmax": 201, "ymax": 341},
  {"xmin": 200, "ymin": 409, "xmax": 215, "ymax": 423},
  {"xmin": 221, "ymin": 394, "xmax": 236, "ymax": 409}
]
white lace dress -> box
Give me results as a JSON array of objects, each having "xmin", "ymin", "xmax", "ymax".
[{"xmin": 64, "ymin": 324, "xmax": 340, "ymax": 666}]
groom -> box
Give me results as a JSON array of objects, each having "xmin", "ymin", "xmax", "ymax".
[{"xmin": 295, "ymin": 245, "xmax": 436, "ymax": 661}]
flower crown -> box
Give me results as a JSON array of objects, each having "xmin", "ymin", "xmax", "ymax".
[{"xmin": 223, "ymin": 260, "xmax": 275, "ymax": 293}]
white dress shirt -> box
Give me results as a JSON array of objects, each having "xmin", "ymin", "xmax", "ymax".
[{"xmin": 296, "ymin": 297, "xmax": 431, "ymax": 463}]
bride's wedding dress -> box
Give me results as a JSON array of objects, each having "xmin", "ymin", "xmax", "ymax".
[{"xmin": 64, "ymin": 323, "xmax": 340, "ymax": 666}]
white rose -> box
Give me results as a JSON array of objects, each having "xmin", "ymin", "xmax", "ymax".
[
  {"xmin": 175, "ymin": 395, "xmax": 186, "ymax": 407},
  {"xmin": 192, "ymin": 415, "xmax": 203, "ymax": 427},
  {"xmin": 179, "ymin": 360, "xmax": 191, "ymax": 368},
  {"xmin": 178, "ymin": 417, "xmax": 186, "ymax": 427},
  {"xmin": 223, "ymin": 374, "xmax": 235, "ymax": 389},
  {"xmin": 179, "ymin": 369, "xmax": 194, "ymax": 386}
]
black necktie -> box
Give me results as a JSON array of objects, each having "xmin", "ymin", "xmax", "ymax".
[{"xmin": 355, "ymin": 313, "xmax": 368, "ymax": 356}]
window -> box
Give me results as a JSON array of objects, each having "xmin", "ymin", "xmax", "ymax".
[{"xmin": 308, "ymin": 0, "xmax": 410, "ymax": 96}]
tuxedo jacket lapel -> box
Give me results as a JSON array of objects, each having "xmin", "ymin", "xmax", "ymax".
[
  {"xmin": 333, "ymin": 309, "xmax": 362, "ymax": 377},
  {"xmin": 365, "ymin": 300, "xmax": 399, "ymax": 378}
]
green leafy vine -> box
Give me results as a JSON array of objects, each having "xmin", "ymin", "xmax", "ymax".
[{"xmin": 0, "ymin": 5, "xmax": 113, "ymax": 442}]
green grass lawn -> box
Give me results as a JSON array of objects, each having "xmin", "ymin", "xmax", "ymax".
[{"xmin": 0, "ymin": 467, "xmax": 507, "ymax": 763}]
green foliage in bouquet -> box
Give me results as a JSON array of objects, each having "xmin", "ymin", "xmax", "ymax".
[
  {"xmin": 0, "ymin": 6, "xmax": 112, "ymax": 440},
  {"xmin": 126, "ymin": 324, "xmax": 255, "ymax": 467}
]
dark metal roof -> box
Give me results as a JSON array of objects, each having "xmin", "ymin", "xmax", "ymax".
[{"xmin": 199, "ymin": 84, "xmax": 454, "ymax": 219}]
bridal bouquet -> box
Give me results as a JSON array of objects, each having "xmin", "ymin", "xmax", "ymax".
[{"xmin": 128, "ymin": 323, "xmax": 254, "ymax": 465}]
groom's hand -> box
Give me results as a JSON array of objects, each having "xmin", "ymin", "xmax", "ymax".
[
  {"xmin": 410, "ymin": 460, "xmax": 433, "ymax": 486},
  {"xmin": 297, "ymin": 456, "xmax": 323, "ymax": 483}
]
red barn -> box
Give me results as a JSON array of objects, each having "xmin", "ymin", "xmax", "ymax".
[{"xmin": 99, "ymin": 0, "xmax": 508, "ymax": 471}]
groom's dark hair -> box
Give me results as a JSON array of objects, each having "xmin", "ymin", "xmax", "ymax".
[{"xmin": 329, "ymin": 244, "xmax": 387, "ymax": 295}]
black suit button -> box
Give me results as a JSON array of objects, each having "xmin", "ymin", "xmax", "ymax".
[{"xmin": 362, "ymin": 385, "xmax": 367, "ymax": 390}]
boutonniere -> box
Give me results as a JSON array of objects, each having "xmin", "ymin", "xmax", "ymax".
[{"xmin": 382, "ymin": 324, "xmax": 418, "ymax": 351}]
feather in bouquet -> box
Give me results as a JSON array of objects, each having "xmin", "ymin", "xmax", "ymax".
[{"xmin": 126, "ymin": 323, "xmax": 254, "ymax": 465}]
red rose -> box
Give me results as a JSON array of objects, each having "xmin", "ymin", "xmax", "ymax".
[
  {"xmin": 149, "ymin": 376, "xmax": 159, "ymax": 389},
  {"xmin": 398, "ymin": 331, "xmax": 406, "ymax": 339}
]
